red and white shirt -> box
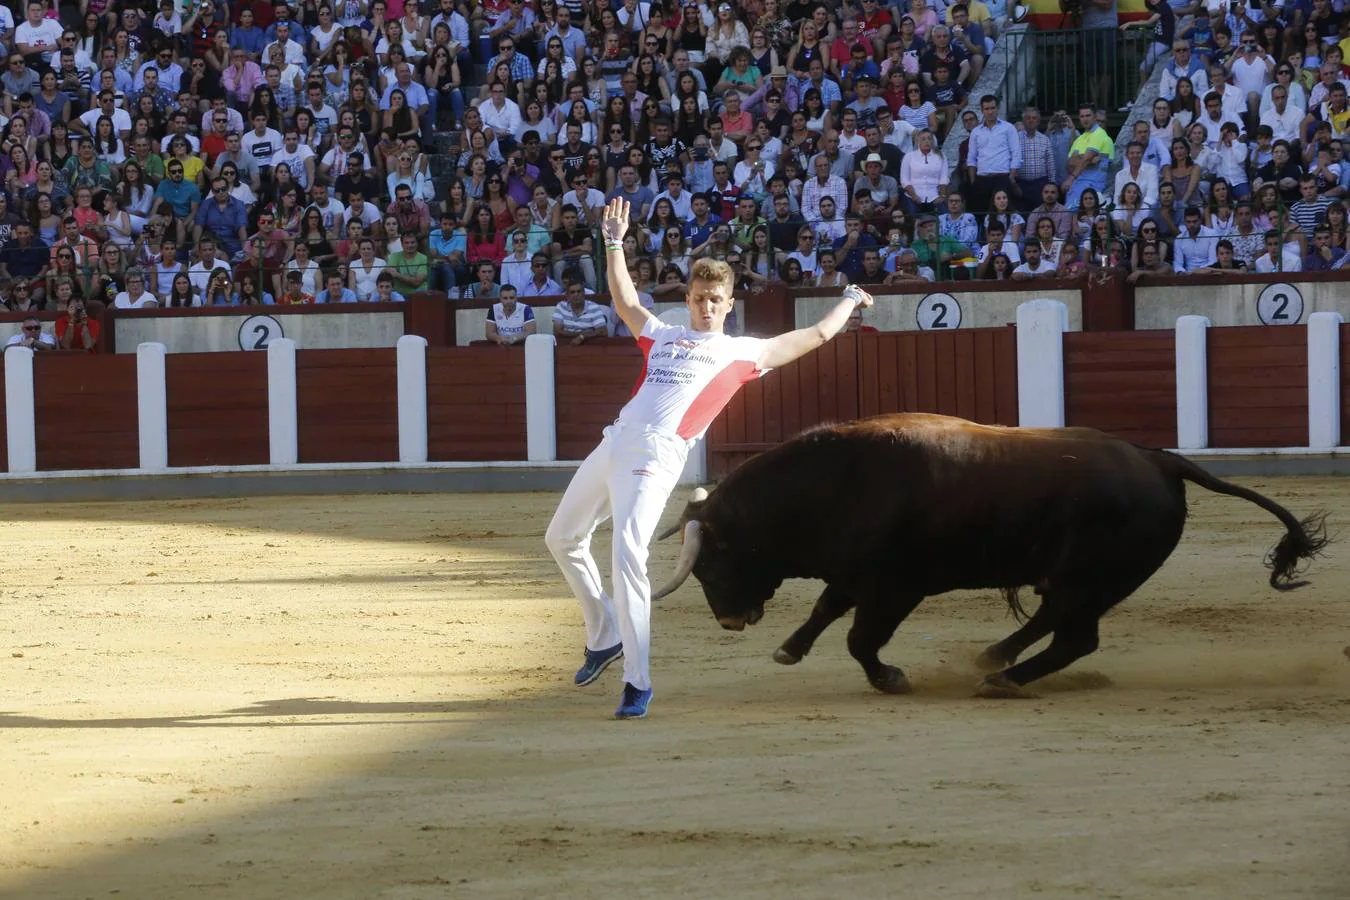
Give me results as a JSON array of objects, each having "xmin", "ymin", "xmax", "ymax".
[{"xmin": 620, "ymin": 317, "xmax": 769, "ymax": 442}]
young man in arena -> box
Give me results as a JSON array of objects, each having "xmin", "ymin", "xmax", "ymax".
[{"xmin": 545, "ymin": 198, "xmax": 875, "ymax": 720}]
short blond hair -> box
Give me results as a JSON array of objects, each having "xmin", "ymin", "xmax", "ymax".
[{"xmin": 688, "ymin": 258, "xmax": 735, "ymax": 295}]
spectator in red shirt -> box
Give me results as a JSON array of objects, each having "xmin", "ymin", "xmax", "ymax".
[{"xmin": 55, "ymin": 291, "xmax": 100, "ymax": 351}]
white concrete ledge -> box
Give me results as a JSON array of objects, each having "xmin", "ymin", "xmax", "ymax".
[
  {"xmin": 267, "ymin": 338, "xmax": 298, "ymax": 466},
  {"xmin": 137, "ymin": 342, "xmax": 168, "ymax": 471},
  {"xmin": 4, "ymin": 345, "xmax": 35, "ymax": 473},
  {"xmin": 1307, "ymin": 312, "xmax": 1341, "ymax": 450},
  {"xmin": 525, "ymin": 334, "xmax": 557, "ymax": 462},
  {"xmin": 397, "ymin": 334, "xmax": 429, "ymax": 463},
  {"xmin": 1175, "ymin": 316, "xmax": 1211, "ymax": 450},
  {"xmin": 1016, "ymin": 299, "xmax": 1068, "ymax": 427}
]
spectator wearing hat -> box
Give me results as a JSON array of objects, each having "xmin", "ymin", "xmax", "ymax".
[
  {"xmin": 911, "ymin": 213, "xmax": 972, "ymax": 279},
  {"xmin": 856, "ymin": 152, "xmax": 900, "ymax": 211},
  {"xmin": 745, "ymin": 68, "xmax": 799, "ymax": 119}
]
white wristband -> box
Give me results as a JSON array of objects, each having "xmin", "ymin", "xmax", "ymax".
[{"xmin": 842, "ymin": 285, "xmax": 867, "ymax": 308}]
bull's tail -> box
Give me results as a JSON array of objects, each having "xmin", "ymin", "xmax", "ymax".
[
  {"xmin": 1000, "ymin": 586, "xmax": 1031, "ymax": 623},
  {"xmin": 1156, "ymin": 451, "xmax": 1330, "ymax": 591}
]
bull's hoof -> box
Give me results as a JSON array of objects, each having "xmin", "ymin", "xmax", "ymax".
[
  {"xmin": 974, "ymin": 646, "xmax": 1012, "ymax": 673},
  {"xmin": 868, "ymin": 665, "xmax": 913, "ymax": 695},
  {"xmin": 772, "ymin": 646, "xmax": 802, "ymax": 665},
  {"xmin": 974, "ymin": 673, "xmax": 1038, "ymax": 699}
]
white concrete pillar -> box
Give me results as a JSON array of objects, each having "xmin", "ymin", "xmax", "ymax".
[
  {"xmin": 4, "ymin": 346, "xmax": 35, "ymax": 473},
  {"xmin": 1307, "ymin": 312, "xmax": 1342, "ymax": 450},
  {"xmin": 525, "ymin": 333, "xmax": 557, "ymax": 462},
  {"xmin": 267, "ymin": 337, "xmax": 298, "ymax": 466},
  {"xmin": 1015, "ymin": 299, "xmax": 1068, "ymax": 427},
  {"xmin": 136, "ymin": 342, "xmax": 168, "ymax": 471},
  {"xmin": 1175, "ymin": 315, "xmax": 1210, "ymax": 450},
  {"xmin": 397, "ymin": 334, "xmax": 428, "ymax": 463},
  {"xmin": 679, "ymin": 436, "xmax": 707, "ymax": 485}
]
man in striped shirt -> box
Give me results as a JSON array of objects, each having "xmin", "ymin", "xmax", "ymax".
[
  {"xmin": 1015, "ymin": 106, "xmax": 1054, "ymax": 213},
  {"xmin": 551, "ymin": 281, "xmax": 611, "ymax": 344}
]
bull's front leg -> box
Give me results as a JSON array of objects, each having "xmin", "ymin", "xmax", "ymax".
[
  {"xmin": 773, "ymin": 583, "xmax": 855, "ymax": 665},
  {"xmin": 846, "ymin": 593, "xmax": 925, "ymax": 694}
]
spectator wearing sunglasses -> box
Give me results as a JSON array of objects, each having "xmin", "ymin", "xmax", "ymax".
[{"xmin": 5, "ymin": 315, "xmax": 54, "ymax": 350}]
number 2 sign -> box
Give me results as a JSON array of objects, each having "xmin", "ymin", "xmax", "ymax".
[
  {"xmin": 916, "ymin": 292, "xmax": 963, "ymax": 330},
  {"xmin": 238, "ymin": 315, "xmax": 285, "ymax": 350},
  {"xmin": 1255, "ymin": 283, "xmax": 1304, "ymax": 326}
]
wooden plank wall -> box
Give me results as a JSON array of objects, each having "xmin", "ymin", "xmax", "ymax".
[
  {"xmin": 425, "ymin": 346, "xmax": 527, "ymax": 460},
  {"xmin": 166, "ymin": 353, "xmax": 269, "ymax": 467},
  {"xmin": 33, "ymin": 353, "xmax": 139, "ymax": 470},
  {"xmin": 1065, "ymin": 331, "xmax": 1177, "ymax": 449},
  {"xmin": 707, "ymin": 336, "xmax": 861, "ymax": 479},
  {"xmin": 295, "ymin": 348, "xmax": 399, "ymax": 463},
  {"xmin": 857, "ymin": 328, "xmax": 1018, "ymax": 423},
  {"xmin": 1208, "ymin": 326, "xmax": 1307, "ymax": 448},
  {"xmin": 555, "ymin": 343, "xmax": 644, "ymax": 460}
]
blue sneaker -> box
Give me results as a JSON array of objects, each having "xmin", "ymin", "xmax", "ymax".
[
  {"xmin": 614, "ymin": 682, "xmax": 652, "ymax": 719},
  {"xmin": 574, "ymin": 642, "xmax": 623, "ymax": 687}
]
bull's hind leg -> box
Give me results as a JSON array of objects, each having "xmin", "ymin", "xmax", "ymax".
[
  {"xmin": 847, "ymin": 592, "xmax": 925, "ymax": 694},
  {"xmin": 976, "ymin": 600, "xmax": 1111, "ymax": 699},
  {"xmin": 975, "ymin": 597, "xmax": 1058, "ymax": 672},
  {"xmin": 774, "ymin": 583, "xmax": 856, "ymax": 665}
]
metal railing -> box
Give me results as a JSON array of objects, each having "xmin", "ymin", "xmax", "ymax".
[{"xmin": 1002, "ymin": 27, "xmax": 1157, "ymax": 120}]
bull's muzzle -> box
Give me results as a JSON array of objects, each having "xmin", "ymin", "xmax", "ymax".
[{"xmin": 717, "ymin": 607, "xmax": 763, "ymax": 631}]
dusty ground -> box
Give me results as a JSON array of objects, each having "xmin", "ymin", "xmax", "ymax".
[{"xmin": 1, "ymin": 478, "xmax": 1348, "ymax": 900}]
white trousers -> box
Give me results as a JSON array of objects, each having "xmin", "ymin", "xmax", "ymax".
[{"xmin": 545, "ymin": 424, "xmax": 689, "ymax": 691}]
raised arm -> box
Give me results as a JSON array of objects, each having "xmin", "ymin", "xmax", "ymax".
[
  {"xmin": 757, "ymin": 286, "xmax": 873, "ymax": 370},
  {"xmin": 601, "ymin": 197, "xmax": 655, "ymax": 338}
]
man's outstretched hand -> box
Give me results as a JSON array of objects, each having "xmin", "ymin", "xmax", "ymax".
[{"xmin": 601, "ymin": 198, "xmax": 629, "ymax": 244}]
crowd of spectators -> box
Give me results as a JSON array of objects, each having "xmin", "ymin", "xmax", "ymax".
[
  {"xmin": 1100, "ymin": 0, "xmax": 1350, "ymax": 276},
  {"xmin": 0, "ymin": 0, "xmax": 1346, "ymax": 351}
]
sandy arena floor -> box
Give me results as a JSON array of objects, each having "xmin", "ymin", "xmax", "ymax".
[{"xmin": 1, "ymin": 478, "xmax": 1348, "ymax": 899}]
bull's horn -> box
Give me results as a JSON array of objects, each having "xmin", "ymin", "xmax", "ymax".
[
  {"xmin": 655, "ymin": 487, "xmax": 711, "ymax": 540},
  {"xmin": 652, "ymin": 520, "xmax": 702, "ymax": 602}
]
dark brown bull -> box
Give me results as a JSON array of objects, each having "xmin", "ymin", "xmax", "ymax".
[{"xmin": 653, "ymin": 414, "xmax": 1327, "ymax": 696}]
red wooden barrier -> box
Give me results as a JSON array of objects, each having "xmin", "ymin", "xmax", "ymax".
[
  {"xmin": 1064, "ymin": 331, "xmax": 1177, "ymax": 449},
  {"xmin": 166, "ymin": 352, "xmax": 269, "ymax": 467},
  {"xmin": 555, "ymin": 341, "xmax": 643, "ymax": 460},
  {"xmin": 1208, "ymin": 326, "xmax": 1307, "ymax": 449},
  {"xmin": 296, "ymin": 348, "xmax": 399, "ymax": 463},
  {"xmin": 33, "ymin": 353, "xmax": 139, "ymax": 470},
  {"xmin": 426, "ymin": 346, "xmax": 527, "ymax": 460},
  {"xmin": 858, "ymin": 328, "xmax": 1018, "ymax": 423}
]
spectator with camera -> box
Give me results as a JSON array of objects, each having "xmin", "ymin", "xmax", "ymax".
[{"xmin": 55, "ymin": 291, "xmax": 99, "ymax": 351}]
